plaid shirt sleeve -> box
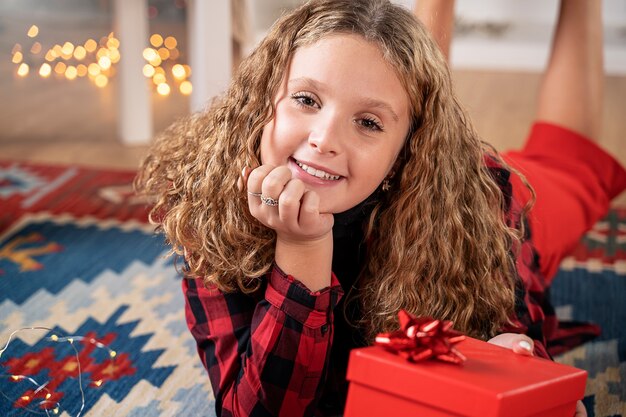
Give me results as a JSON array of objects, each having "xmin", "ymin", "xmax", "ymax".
[
  {"xmin": 183, "ymin": 265, "xmax": 344, "ymax": 417},
  {"xmin": 485, "ymin": 156, "xmax": 555, "ymax": 359}
]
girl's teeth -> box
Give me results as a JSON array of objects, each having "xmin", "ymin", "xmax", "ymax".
[{"xmin": 296, "ymin": 161, "xmax": 340, "ymax": 180}]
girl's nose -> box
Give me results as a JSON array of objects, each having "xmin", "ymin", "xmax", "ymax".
[{"xmin": 308, "ymin": 115, "xmax": 344, "ymax": 155}]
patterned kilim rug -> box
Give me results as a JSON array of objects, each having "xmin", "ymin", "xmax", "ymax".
[{"xmin": 0, "ymin": 160, "xmax": 624, "ymax": 416}]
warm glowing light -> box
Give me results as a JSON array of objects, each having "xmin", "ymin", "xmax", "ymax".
[
  {"xmin": 17, "ymin": 63, "xmax": 29, "ymax": 77},
  {"xmin": 168, "ymin": 47, "xmax": 180, "ymax": 60},
  {"xmin": 45, "ymin": 393, "xmax": 52, "ymax": 400},
  {"xmin": 21, "ymin": 395, "xmax": 31, "ymax": 402},
  {"xmin": 109, "ymin": 48, "xmax": 121, "ymax": 63},
  {"xmin": 106, "ymin": 37, "xmax": 120, "ymax": 49},
  {"xmin": 98, "ymin": 56, "xmax": 111, "ymax": 70},
  {"xmin": 65, "ymin": 65, "xmax": 78, "ymax": 80},
  {"xmin": 95, "ymin": 74, "xmax": 108, "ymax": 87},
  {"xmin": 61, "ymin": 42, "xmax": 74, "ymax": 56},
  {"xmin": 110, "ymin": 350, "xmax": 117, "ymax": 358},
  {"xmin": 45, "ymin": 50, "xmax": 55, "ymax": 61},
  {"xmin": 30, "ymin": 42, "xmax": 42, "ymax": 54},
  {"xmin": 171, "ymin": 64, "xmax": 186, "ymax": 80},
  {"xmin": 153, "ymin": 73, "xmax": 166, "ymax": 85},
  {"xmin": 99, "ymin": 36, "xmax": 109, "ymax": 47},
  {"xmin": 164, "ymin": 36, "xmax": 177, "ymax": 49},
  {"xmin": 150, "ymin": 33, "xmax": 163, "ymax": 47},
  {"xmin": 142, "ymin": 64, "xmax": 155, "ymax": 77},
  {"xmin": 53, "ymin": 408, "xmax": 59, "ymax": 415},
  {"xmin": 84, "ymin": 39, "xmax": 97, "ymax": 52},
  {"xmin": 39, "ymin": 63, "xmax": 52, "ymax": 77},
  {"xmin": 12, "ymin": 51, "xmax": 23, "ymax": 64},
  {"xmin": 154, "ymin": 66, "xmax": 165, "ymax": 75},
  {"xmin": 180, "ymin": 80, "xmax": 192, "ymax": 95},
  {"xmin": 11, "ymin": 44, "xmax": 22, "ymax": 54},
  {"xmin": 93, "ymin": 379, "xmax": 103, "ymax": 387},
  {"xmin": 54, "ymin": 62, "xmax": 67, "ymax": 74},
  {"xmin": 77, "ymin": 64, "xmax": 87, "ymax": 77},
  {"xmin": 149, "ymin": 55, "xmax": 162, "ymax": 67},
  {"xmin": 53, "ymin": 44, "xmax": 63, "ymax": 57},
  {"xmin": 88, "ymin": 63, "xmax": 101, "ymax": 76},
  {"xmin": 27, "ymin": 25, "xmax": 39, "ymax": 38},
  {"xmin": 50, "ymin": 334, "xmax": 59, "ymax": 341},
  {"xmin": 157, "ymin": 82, "xmax": 171, "ymax": 96},
  {"xmin": 96, "ymin": 47, "xmax": 109, "ymax": 59},
  {"xmin": 143, "ymin": 48, "xmax": 158, "ymax": 62},
  {"xmin": 11, "ymin": 375, "xmax": 22, "ymax": 381},
  {"xmin": 157, "ymin": 47, "xmax": 170, "ymax": 60},
  {"xmin": 74, "ymin": 45, "xmax": 87, "ymax": 60}
]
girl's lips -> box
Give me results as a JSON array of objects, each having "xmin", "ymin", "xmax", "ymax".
[{"xmin": 288, "ymin": 158, "xmax": 345, "ymax": 186}]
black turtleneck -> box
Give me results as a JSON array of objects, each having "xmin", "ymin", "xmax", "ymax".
[{"xmin": 317, "ymin": 192, "xmax": 379, "ymax": 414}]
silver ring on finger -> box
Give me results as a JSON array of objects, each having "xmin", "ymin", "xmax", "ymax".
[
  {"xmin": 260, "ymin": 195, "xmax": 279, "ymax": 206},
  {"xmin": 247, "ymin": 190, "xmax": 262, "ymax": 198}
]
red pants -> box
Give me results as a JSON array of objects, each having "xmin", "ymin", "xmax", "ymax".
[{"xmin": 503, "ymin": 122, "xmax": 626, "ymax": 282}]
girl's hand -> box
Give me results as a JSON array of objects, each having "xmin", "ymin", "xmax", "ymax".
[
  {"xmin": 243, "ymin": 165, "xmax": 334, "ymax": 291},
  {"xmin": 488, "ymin": 333, "xmax": 587, "ymax": 416},
  {"xmin": 487, "ymin": 333, "xmax": 534, "ymax": 356},
  {"xmin": 244, "ymin": 165, "xmax": 334, "ymax": 243}
]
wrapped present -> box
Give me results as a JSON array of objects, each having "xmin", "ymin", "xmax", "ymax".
[{"xmin": 344, "ymin": 314, "xmax": 587, "ymax": 417}]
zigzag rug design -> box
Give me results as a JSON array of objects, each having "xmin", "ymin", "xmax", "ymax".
[{"xmin": 0, "ymin": 160, "xmax": 624, "ymax": 416}]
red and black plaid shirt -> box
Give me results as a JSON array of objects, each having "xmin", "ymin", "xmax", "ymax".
[{"xmin": 183, "ymin": 162, "xmax": 579, "ymax": 417}]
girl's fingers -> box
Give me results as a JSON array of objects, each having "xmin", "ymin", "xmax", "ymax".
[
  {"xmin": 278, "ymin": 179, "xmax": 306, "ymax": 229},
  {"xmin": 261, "ymin": 166, "xmax": 292, "ymax": 205},
  {"xmin": 488, "ymin": 333, "xmax": 534, "ymax": 356},
  {"xmin": 246, "ymin": 165, "xmax": 276, "ymax": 210},
  {"xmin": 300, "ymin": 190, "xmax": 334, "ymax": 233},
  {"xmin": 247, "ymin": 165, "xmax": 274, "ymax": 196}
]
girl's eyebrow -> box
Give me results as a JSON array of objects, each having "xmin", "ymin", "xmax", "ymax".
[
  {"xmin": 288, "ymin": 77, "xmax": 400, "ymax": 122},
  {"xmin": 288, "ymin": 77, "xmax": 326, "ymax": 92}
]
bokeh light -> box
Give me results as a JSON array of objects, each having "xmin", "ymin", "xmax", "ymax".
[
  {"xmin": 156, "ymin": 82, "xmax": 170, "ymax": 96},
  {"xmin": 94, "ymin": 74, "xmax": 108, "ymax": 88},
  {"xmin": 172, "ymin": 64, "xmax": 186, "ymax": 80},
  {"xmin": 143, "ymin": 64, "xmax": 155, "ymax": 77},
  {"xmin": 30, "ymin": 42, "xmax": 42, "ymax": 54},
  {"xmin": 164, "ymin": 36, "xmax": 177, "ymax": 49},
  {"xmin": 150, "ymin": 34, "xmax": 163, "ymax": 48},
  {"xmin": 12, "ymin": 51, "xmax": 23, "ymax": 64},
  {"xmin": 179, "ymin": 80, "xmax": 192, "ymax": 95},
  {"xmin": 17, "ymin": 63, "xmax": 29, "ymax": 77},
  {"xmin": 74, "ymin": 46, "xmax": 87, "ymax": 60},
  {"xmin": 39, "ymin": 62, "xmax": 52, "ymax": 77},
  {"xmin": 27, "ymin": 25, "xmax": 39, "ymax": 38}
]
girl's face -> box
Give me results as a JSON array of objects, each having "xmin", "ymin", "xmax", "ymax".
[{"xmin": 260, "ymin": 34, "xmax": 411, "ymax": 213}]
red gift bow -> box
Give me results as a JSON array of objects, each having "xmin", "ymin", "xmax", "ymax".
[{"xmin": 374, "ymin": 310, "xmax": 467, "ymax": 365}]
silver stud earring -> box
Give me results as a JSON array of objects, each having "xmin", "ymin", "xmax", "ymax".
[{"xmin": 381, "ymin": 178, "xmax": 391, "ymax": 191}]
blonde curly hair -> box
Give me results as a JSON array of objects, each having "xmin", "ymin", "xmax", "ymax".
[{"xmin": 135, "ymin": 0, "xmax": 532, "ymax": 341}]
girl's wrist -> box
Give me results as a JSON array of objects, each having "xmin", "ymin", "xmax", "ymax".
[{"xmin": 275, "ymin": 232, "xmax": 333, "ymax": 292}]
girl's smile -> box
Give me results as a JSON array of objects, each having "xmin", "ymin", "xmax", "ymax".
[{"xmin": 260, "ymin": 34, "xmax": 411, "ymax": 213}]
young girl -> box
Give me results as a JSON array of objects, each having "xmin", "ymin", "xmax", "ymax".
[{"xmin": 135, "ymin": 1, "xmax": 626, "ymax": 416}]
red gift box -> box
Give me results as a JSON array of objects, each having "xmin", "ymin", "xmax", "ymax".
[{"xmin": 344, "ymin": 337, "xmax": 586, "ymax": 417}]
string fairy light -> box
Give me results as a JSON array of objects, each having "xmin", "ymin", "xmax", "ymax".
[
  {"xmin": 10, "ymin": 25, "xmax": 192, "ymax": 95},
  {"xmin": 1, "ymin": 327, "xmax": 119, "ymax": 417}
]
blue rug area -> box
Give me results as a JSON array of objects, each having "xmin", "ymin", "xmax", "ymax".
[
  {"xmin": 551, "ymin": 207, "xmax": 626, "ymax": 416},
  {"xmin": 0, "ymin": 160, "xmax": 623, "ymax": 416},
  {"xmin": 0, "ymin": 161, "xmax": 215, "ymax": 416}
]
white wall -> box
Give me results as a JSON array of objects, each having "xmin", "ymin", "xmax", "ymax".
[{"xmin": 245, "ymin": 0, "xmax": 626, "ymax": 75}]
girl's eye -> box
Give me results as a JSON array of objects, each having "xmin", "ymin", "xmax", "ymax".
[
  {"xmin": 291, "ymin": 92, "xmax": 320, "ymax": 109},
  {"xmin": 358, "ymin": 117, "xmax": 384, "ymax": 132}
]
